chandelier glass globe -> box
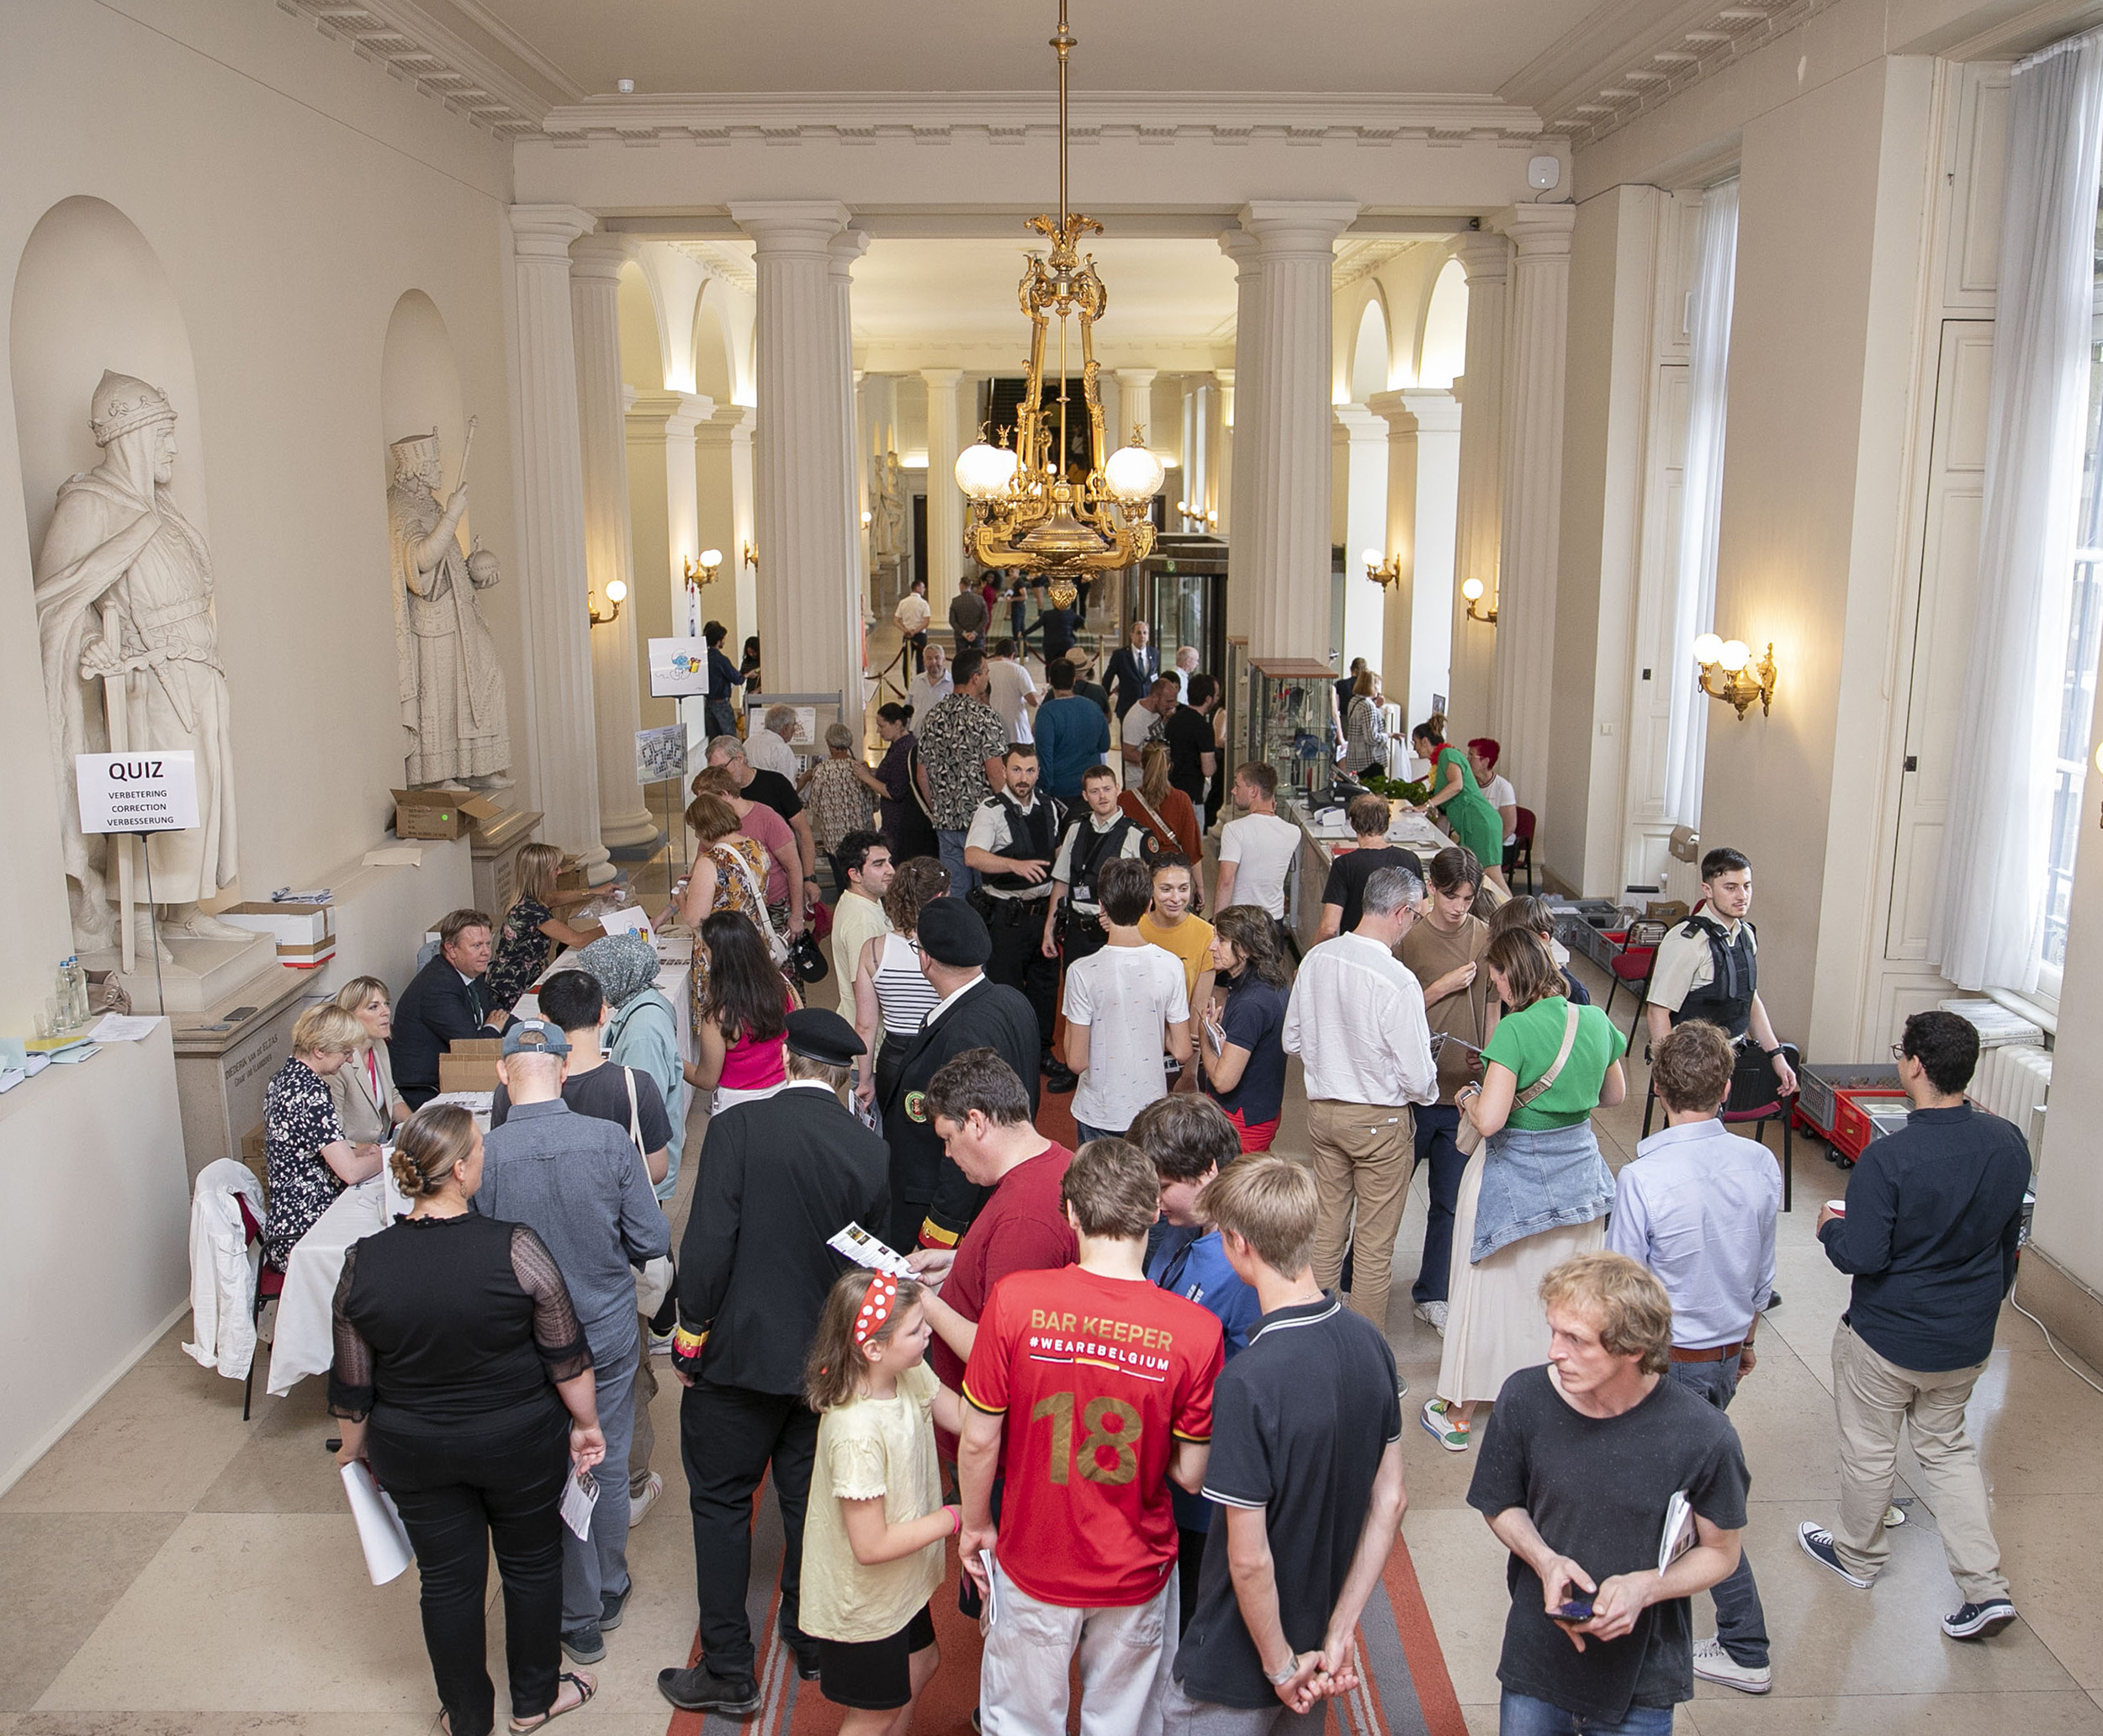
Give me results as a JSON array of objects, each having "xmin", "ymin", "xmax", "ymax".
[
  {"xmin": 1104, "ymin": 438, "xmax": 1165, "ymax": 505},
  {"xmin": 956, "ymin": 441, "xmax": 1018, "ymax": 502}
]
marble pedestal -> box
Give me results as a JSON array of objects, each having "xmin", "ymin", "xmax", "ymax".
[
  {"xmin": 169, "ymin": 960, "xmax": 312, "ymax": 1184},
  {"xmin": 82, "ymin": 929, "xmax": 278, "ymax": 1014}
]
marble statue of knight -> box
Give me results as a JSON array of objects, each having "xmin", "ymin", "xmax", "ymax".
[
  {"xmin": 386, "ymin": 427, "xmax": 511, "ymax": 787},
  {"xmin": 34, "ymin": 370, "xmax": 244, "ymax": 955}
]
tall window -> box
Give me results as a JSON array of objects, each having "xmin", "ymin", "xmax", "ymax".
[{"xmin": 2043, "ymin": 205, "xmax": 2103, "ymax": 982}]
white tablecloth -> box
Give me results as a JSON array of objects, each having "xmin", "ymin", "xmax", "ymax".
[{"xmin": 267, "ymin": 1169, "xmax": 408, "ymax": 1397}]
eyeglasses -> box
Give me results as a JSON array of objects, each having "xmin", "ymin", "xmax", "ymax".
[{"xmin": 1888, "ymin": 1043, "xmax": 1907, "ymax": 1062}]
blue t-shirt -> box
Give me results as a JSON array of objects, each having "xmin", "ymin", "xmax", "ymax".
[
  {"xmin": 1035, "ymin": 693, "xmax": 1111, "ymax": 798},
  {"xmin": 1207, "ymin": 971, "xmax": 1290, "ymax": 1128},
  {"xmin": 1148, "ymin": 1224, "xmax": 1261, "ymax": 1531}
]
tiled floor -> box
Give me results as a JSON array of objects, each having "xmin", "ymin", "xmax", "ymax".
[{"xmin": 13, "ymin": 718, "xmax": 2102, "ymax": 1734}]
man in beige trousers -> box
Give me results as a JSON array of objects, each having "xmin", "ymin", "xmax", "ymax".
[{"xmin": 1282, "ymin": 864, "xmax": 1438, "ymax": 1333}]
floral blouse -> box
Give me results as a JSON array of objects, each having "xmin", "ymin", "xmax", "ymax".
[
  {"xmin": 486, "ymin": 895, "xmax": 554, "ymax": 1014},
  {"xmin": 263, "ymin": 1056, "xmax": 348, "ymax": 1269},
  {"xmin": 691, "ymin": 838, "xmax": 776, "ymax": 1022},
  {"xmin": 803, "ymin": 758, "xmax": 877, "ymax": 854}
]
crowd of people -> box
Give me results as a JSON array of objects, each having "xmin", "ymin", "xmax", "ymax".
[{"xmin": 262, "ymin": 614, "xmax": 2039, "ymax": 1736}]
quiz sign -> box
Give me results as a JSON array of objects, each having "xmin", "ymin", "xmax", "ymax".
[{"xmin": 76, "ymin": 751, "xmax": 199, "ymax": 834}]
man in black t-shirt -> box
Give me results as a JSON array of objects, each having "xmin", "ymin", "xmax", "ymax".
[
  {"xmin": 707, "ymin": 733, "xmax": 819, "ymax": 907},
  {"xmin": 1316, "ymin": 794, "xmax": 1426, "ymax": 941},
  {"xmin": 1169, "ymin": 1158, "xmax": 1406, "ymax": 1728},
  {"xmin": 489, "ymin": 968, "xmax": 672, "ymax": 1181},
  {"xmin": 1467, "ymin": 1252, "xmax": 1750, "ymax": 1734},
  {"xmin": 1164, "ymin": 673, "xmax": 1221, "ymax": 812}
]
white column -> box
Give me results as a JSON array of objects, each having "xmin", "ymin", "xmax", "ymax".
[
  {"xmin": 1491, "ymin": 205, "xmax": 1576, "ymax": 811},
  {"xmin": 506, "ymin": 204, "xmax": 604, "ymax": 859},
  {"xmin": 1237, "ymin": 201, "xmax": 1359, "ymax": 662},
  {"xmin": 832, "ymin": 231, "xmax": 870, "ymax": 650},
  {"xmin": 919, "ymin": 368, "xmax": 964, "ymax": 603},
  {"xmin": 732, "ymin": 200, "xmax": 858, "ymax": 707},
  {"xmin": 1181, "ymin": 377, "xmax": 1216, "ymax": 527},
  {"xmin": 693, "ymin": 405, "xmax": 756, "ymax": 652},
  {"xmin": 1219, "ymin": 231, "xmax": 1263, "ymax": 638},
  {"xmin": 1405, "ymin": 389, "xmax": 1461, "ymax": 728},
  {"xmin": 1213, "ymin": 368, "xmax": 1237, "ymax": 539},
  {"xmin": 570, "ymin": 235, "xmax": 659, "ymax": 850},
  {"xmin": 1449, "ymin": 233, "xmax": 1510, "ymax": 738},
  {"xmin": 1332, "ymin": 404, "xmax": 1388, "ymax": 675},
  {"xmin": 1112, "ymin": 368, "xmax": 1157, "ymax": 450},
  {"xmin": 627, "ymin": 390, "xmax": 709, "ymax": 736}
]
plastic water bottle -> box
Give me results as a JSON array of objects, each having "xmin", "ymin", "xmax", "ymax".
[
  {"xmin": 69, "ymin": 957, "xmax": 92, "ymax": 1029},
  {"xmin": 55, "ymin": 957, "xmax": 83, "ymax": 1032}
]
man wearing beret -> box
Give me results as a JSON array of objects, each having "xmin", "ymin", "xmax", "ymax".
[
  {"xmin": 660, "ymin": 1008, "xmax": 892, "ymax": 1717},
  {"xmin": 881, "ymin": 897, "xmax": 1043, "ymax": 1252}
]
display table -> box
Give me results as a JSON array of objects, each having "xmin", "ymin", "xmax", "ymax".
[
  {"xmin": 1287, "ymin": 802, "xmax": 1450, "ymax": 945},
  {"xmin": 267, "ymin": 1167, "xmax": 410, "ymax": 1398},
  {"xmin": 519, "ymin": 940, "xmax": 697, "ymax": 1125}
]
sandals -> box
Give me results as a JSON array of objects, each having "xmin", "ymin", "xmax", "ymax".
[{"xmin": 508, "ymin": 1670, "xmax": 597, "ymax": 1733}]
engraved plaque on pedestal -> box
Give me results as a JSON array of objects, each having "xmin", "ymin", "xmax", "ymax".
[{"xmin": 470, "ymin": 807, "xmax": 543, "ymax": 917}]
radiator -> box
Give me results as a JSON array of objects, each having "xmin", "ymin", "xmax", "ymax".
[{"xmin": 1968, "ymin": 1044, "xmax": 2052, "ymax": 1162}]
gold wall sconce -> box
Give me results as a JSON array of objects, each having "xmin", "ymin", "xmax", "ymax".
[
  {"xmin": 682, "ymin": 548, "xmax": 724, "ymax": 595},
  {"xmin": 1363, "ymin": 548, "xmax": 1403, "ymax": 591},
  {"xmin": 1693, "ymin": 633, "xmax": 1777, "ymax": 719},
  {"xmin": 587, "ymin": 577, "xmax": 628, "ymax": 627},
  {"xmin": 742, "ymin": 541, "xmax": 759, "ymax": 572},
  {"xmin": 1461, "ymin": 576, "xmax": 1497, "ymax": 623}
]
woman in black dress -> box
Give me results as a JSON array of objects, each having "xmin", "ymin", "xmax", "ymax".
[
  {"xmin": 871, "ymin": 701, "xmax": 940, "ymax": 863},
  {"xmin": 331, "ymin": 1105, "xmax": 606, "ymax": 1735}
]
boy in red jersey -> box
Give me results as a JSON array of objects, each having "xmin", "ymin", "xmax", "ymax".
[{"xmin": 959, "ymin": 1136, "xmax": 1226, "ymax": 1735}]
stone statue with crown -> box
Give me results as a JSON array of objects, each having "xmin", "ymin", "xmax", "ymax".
[
  {"xmin": 34, "ymin": 370, "xmax": 250, "ymax": 962},
  {"xmin": 387, "ymin": 424, "xmax": 511, "ymax": 788}
]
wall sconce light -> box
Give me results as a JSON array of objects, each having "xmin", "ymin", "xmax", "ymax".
[
  {"xmin": 742, "ymin": 541, "xmax": 759, "ymax": 572},
  {"xmin": 1363, "ymin": 548, "xmax": 1403, "ymax": 591},
  {"xmin": 1461, "ymin": 576, "xmax": 1497, "ymax": 623},
  {"xmin": 861, "ymin": 509, "xmax": 873, "ymax": 529},
  {"xmin": 587, "ymin": 577, "xmax": 628, "ymax": 627},
  {"xmin": 1693, "ymin": 633, "xmax": 1777, "ymax": 719},
  {"xmin": 683, "ymin": 548, "xmax": 724, "ymax": 595}
]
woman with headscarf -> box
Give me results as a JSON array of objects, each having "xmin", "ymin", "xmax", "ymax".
[{"xmin": 574, "ymin": 929, "xmax": 686, "ymax": 1204}]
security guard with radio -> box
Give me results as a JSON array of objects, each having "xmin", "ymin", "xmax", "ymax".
[{"xmin": 962, "ymin": 741, "xmax": 1064, "ymax": 1077}]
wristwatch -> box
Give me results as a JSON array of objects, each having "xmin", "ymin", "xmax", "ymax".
[{"xmin": 1265, "ymin": 1655, "xmax": 1301, "ymax": 1686}]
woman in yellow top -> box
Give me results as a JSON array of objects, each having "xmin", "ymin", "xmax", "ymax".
[
  {"xmin": 1136, "ymin": 852, "xmax": 1214, "ymax": 1088},
  {"xmin": 1408, "ymin": 714, "xmax": 1509, "ymax": 894}
]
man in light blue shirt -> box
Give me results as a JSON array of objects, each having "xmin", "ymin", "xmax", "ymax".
[
  {"xmin": 1033, "ymin": 656, "xmax": 1111, "ymax": 801},
  {"xmin": 1608, "ymin": 1019, "xmax": 1779, "ymax": 1696}
]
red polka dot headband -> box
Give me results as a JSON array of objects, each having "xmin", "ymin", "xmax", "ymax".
[{"xmin": 853, "ymin": 1274, "xmax": 898, "ymax": 1346}]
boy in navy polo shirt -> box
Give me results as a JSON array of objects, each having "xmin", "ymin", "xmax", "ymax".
[{"xmin": 1131, "ymin": 1094, "xmax": 1262, "ymax": 1629}]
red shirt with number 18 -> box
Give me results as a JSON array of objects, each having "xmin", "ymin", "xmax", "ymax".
[{"xmin": 962, "ymin": 1264, "xmax": 1224, "ymax": 1607}]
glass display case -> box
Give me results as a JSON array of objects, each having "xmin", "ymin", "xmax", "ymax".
[{"xmin": 1246, "ymin": 658, "xmax": 1341, "ymax": 813}]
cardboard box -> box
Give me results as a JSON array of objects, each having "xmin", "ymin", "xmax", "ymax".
[
  {"xmin": 278, "ymin": 938, "xmax": 336, "ymax": 970},
  {"xmin": 392, "ymin": 787, "xmax": 471, "ymax": 841},
  {"xmin": 438, "ymin": 1036, "xmax": 504, "ymax": 1094},
  {"xmin": 1644, "ymin": 900, "xmax": 1691, "ymax": 925},
  {"xmin": 217, "ymin": 901, "xmax": 334, "ymax": 947},
  {"xmin": 458, "ymin": 793, "xmax": 507, "ymax": 837}
]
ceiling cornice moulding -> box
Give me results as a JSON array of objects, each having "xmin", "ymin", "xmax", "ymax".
[
  {"xmin": 276, "ymin": 0, "xmax": 558, "ymax": 135},
  {"xmin": 538, "ymin": 91, "xmax": 1549, "ymax": 147}
]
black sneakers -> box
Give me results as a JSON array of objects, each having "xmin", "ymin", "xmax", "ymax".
[
  {"xmin": 1942, "ymin": 1600, "xmax": 2018, "ymax": 1640},
  {"xmin": 559, "ymin": 1623, "xmax": 604, "ymax": 1665},
  {"xmin": 658, "ymin": 1665, "xmax": 761, "ymax": 1714}
]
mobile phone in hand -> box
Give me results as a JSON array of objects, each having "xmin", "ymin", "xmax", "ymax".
[{"xmin": 1549, "ymin": 1599, "xmax": 1595, "ymax": 1625}]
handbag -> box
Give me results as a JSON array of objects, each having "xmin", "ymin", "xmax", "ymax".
[{"xmin": 1454, "ymin": 1003, "xmax": 1581, "ymax": 1156}]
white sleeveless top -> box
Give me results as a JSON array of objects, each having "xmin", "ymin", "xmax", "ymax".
[{"xmin": 872, "ymin": 933, "xmax": 940, "ymax": 1038}]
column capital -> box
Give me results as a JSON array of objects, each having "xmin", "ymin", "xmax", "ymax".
[
  {"xmin": 1365, "ymin": 389, "xmax": 1418, "ymax": 436},
  {"xmin": 692, "ymin": 403, "xmax": 753, "ymax": 447},
  {"xmin": 1217, "ymin": 228, "xmax": 1262, "ymax": 273},
  {"xmin": 1113, "ymin": 367, "xmax": 1158, "ymax": 389},
  {"xmin": 919, "ymin": 367, "xmax": 965, "ymax": 389},
  {"xmin": 1399, "ymin": 386, "xmax": 1462, "ymax": 432},
  {"xmin": 627, "ymin": 389, "xmax": 713, "ymax": 434},
  {"xmin": 1333, "ymin": 403, "xmax": 1387, "ymax": 444},
  {"xmin": 1238, "ymin": 200, "xmax": 1359, "ymax": 259},
  {"xmin": 1213, "ymin": 368, "xmax": 1235, "ymax": 389},
  {"xmin": 730, "ymin": 199, "xmax": 852, "ymax": 252},
  {"xmin": 511, "ymin": 204, "xmax": 596, "ymax": 260},
  {"xmin": 1454, "ymin": 232, "xmax": 1511, "ymax": 283},
  {"xmin": 829, "ymin": 230, "xmax": 871, "ymax": 278},
  {"xmin": 1501, "ymin": 203, "xmax": 1578, "ymax": 257},
  {"xmin": 569, "ymin": 231, "xmax": 632, "ymax": 282}
]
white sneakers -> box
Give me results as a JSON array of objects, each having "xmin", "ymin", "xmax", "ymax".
[
  {"xmin": 1413, "ymin": 1300, "xmax": 1449, "ymax": 1335},
  {"xmin": 628, "ymin": 1471, "xmax": 665, "ymax": 1527},
  {"xmin": 1692, "ymin": 1637, "xmax": 1771, "ymax": 1694}
]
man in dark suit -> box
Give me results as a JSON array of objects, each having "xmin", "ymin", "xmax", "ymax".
[
  {"xmin": 1102, "ymin": 617, "xmax": 1158, "ymax": 719},
  {"xmin": 881, "ymin": 897, "xmax": 1041, "ymax": 1253},
  {"xmin": 660, "ymin": 1008, "xmax": 891, "ymax": 1718},
  {"xmin": 389, "ymin": 907, "xmax": 509, "ymax": 1107}
]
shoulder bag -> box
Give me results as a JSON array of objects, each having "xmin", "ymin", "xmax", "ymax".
[
  {"xmin": 1454, "ymin": 1002, "xmax": 1581, "ymax": 1157},
  {"xmin": 718, "ymin": 843, "xmax": 792, "ymax": 968}
]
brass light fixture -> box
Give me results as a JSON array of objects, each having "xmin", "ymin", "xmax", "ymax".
[
  {"xmin": 952, "ymin": 0, "xmax": 1163, "ymax": 612},
  {"xmin": 1363, "ymin": 548, "xmax": 1403, "ymax": 591},
  {"xmin": 742, "ymin": 541, "xmax": 759, "ymax": 571},
  {"xmin": 587, "ymin": 577, "xmax": 628, "ymax": 627},
  {"xmin": 1461, "ymin": 576, "xmax": 1497, "ymax": 623},
  {"xmin": 682, "ymin": 548, "xmax": 724, "ymax": 595},
  {"xmin": 1693, "ymin": 633, "xmax": 1777, "ymax": 719}
]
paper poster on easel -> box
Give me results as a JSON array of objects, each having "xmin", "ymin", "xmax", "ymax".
[
  {"xmin": 648, "ymin": 638, "xmax": 710, "ymax": 698},
  {"xmin": 635, "ymin": 724, "xmax": 686, "ymax": 786},
  {"xmin": 75, "ymin": 750, "xmax": 199, "ymax": 834}
]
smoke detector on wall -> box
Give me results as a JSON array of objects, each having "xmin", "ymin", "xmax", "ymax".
[{"xmin": 1528, "ymin": 156, "xmax": 1562, "ymax": 191}]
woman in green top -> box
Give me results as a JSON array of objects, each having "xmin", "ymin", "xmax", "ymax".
[
  {"xmin": 1409, "ymin": 715, "xmax": 1509, "ymax": 893},
  {"xmin": 1421, "ymin": 929, "xmax": 1623, "ymax": 1451}
]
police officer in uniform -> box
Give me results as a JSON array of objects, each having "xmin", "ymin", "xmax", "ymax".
[
  {"xmin": 660, "ymin": 1009, "xmax": 890, "ymax": 1717},
  {"xmin": 881, "ymin": 897, "xmax": 1041, "ymax": 1253},
  {"xmin": 963, "ymin": 742, "xmax": 1064, "ymax": 1075},
  {"xmin": 1641, "ymin": 844, "xmax": 1799, "ymax": 1141}
]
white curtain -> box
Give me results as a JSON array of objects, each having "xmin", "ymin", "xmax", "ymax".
[
  {"xmin": 1662, "ymin": 179, "xmax": 1740, "ymax": 826},
  {"xmin": 1931, "ymin": 29, "xmax": 2103, "ymax": 992}
]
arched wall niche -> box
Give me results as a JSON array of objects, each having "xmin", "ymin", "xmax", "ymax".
[
  {"xmin": 1417, "ymin": 257, "xmax": 1469, "ymax": 390},
  {"xmin": 379, "ymin": 289, "xmax": 467, "ymax": 504},
  {"xmin": 691, "ymin": 285, "xmax": 737, "ymax": 402},
  {"xmin": 618, "ymin": 261, "xmax": 668, "ymax": 394},
  {"xmin": 11, "ymin": 196, "xmax": 205, "ymax": 563},
  {"xmin": 1350, "ymin": 293, "xmax": 1391, "ymax": 402}
]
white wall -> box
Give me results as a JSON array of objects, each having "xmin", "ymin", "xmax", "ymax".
[{"xmin": 0, "ymin": 0, "xmax": 522, "ymax": 1028}]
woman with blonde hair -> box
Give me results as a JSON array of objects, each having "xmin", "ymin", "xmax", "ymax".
[
  {"xmin": 331, "ymin": 1104, "xmax": 605, "ymax": 1736},
  {"xmin": 1120, "ymin": 738, "xmax": 1202, "ymax": 867},
  {"xmin": 329, "ymin": 975, "xmax": 411, "ymax": 1144},
  {"xmin": 485, "ymin": 841, "xmax": 604, "ymax": 1014},
  {"xmin": 262, "ymin": 1003, "xmax": 384, "ymax": 1269},
  {"xmin": 1422, "ymin": 929, "xmax": 1623, "ymax": 1453}
]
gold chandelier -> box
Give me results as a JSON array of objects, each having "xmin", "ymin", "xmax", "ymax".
[{"xmin": 953, "ymin": 0, "xmax": 1163, "ymax": 606}]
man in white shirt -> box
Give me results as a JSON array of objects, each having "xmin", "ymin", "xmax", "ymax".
[
  {"xmin": 1172, "ymin": 643, "xmax": 1200, "ymax": 704},
  {"xmin": 893, "ymin": 577, "xmax": 933, "ymax": 671},
  {"xmin": 1061, "ymin": 856, "xmax": 1191, "ymax": 1142},
  {"xmin": 986, "ymin": 638, "xmax": 1041, "ymax": 744},
  {"xmin": 744, "ymin": 704, "xmax": 802, "ymax": 780},
  {"xmin": 1283, "ymin": 862, "xmax": 1438, "ymax": 1331},
  {"xmin": 1607, "ymin": 1019, "xmax": 1778, "ymax": 1696},
  {"xmin": 906, "ymin": 640, "xmax": 953, "ymax": 720},
  {"xmin": 1119, "ymin": 675, "xmax": 1177, "ymax": 789},
  {"xmin": 1214, "ymin": 761, "xmax": 1301, "ymax": 936}
]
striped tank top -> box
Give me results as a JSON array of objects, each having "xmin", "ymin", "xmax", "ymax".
[{"xmin": 872, "ymin": 933, "xmax": 940, "ymax": 1037}]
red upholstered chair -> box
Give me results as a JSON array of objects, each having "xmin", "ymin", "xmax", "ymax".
[
  {"xmin": 1505, "ymin": 807, "xmax": 1538, "ymax": 891},
  {"xmin": 235, "ymin": 1192, "xmax": 286, "ymax": 1422},
  {"xmin": 1602, "ymin": 919, "xmax": 1666, "ymax": 1050}
]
